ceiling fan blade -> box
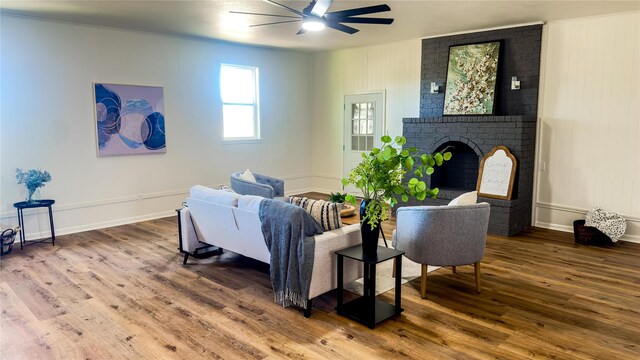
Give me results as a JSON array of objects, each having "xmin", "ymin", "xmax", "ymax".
[
  {"xmin": 249, "ymin": 20, "xmax": 302, "ymax": 28},
  {"xmin": 310, "ymin": 0, "xmax": 333, "ymax": 17},
  {"xmin": 334, "ymin": 17, "xmax": 394, "ymax": 25},
  {"xmin": 230, "ymin": 11, "xmax": 299, "ymax": 19},
  {"xmin": 325, "ymin": 21, "xmax": 359, "ymax": 34},
  {"xmin": 296, "ymin": 27, "xmax": 306, "ymax": 35},
  {"xmin": 264, "ymin": 0, "xmax": 304, "ymax": 16},
  {"xmin": 325, "ymin": 4, "xmax": 391, "ymax": 20}
]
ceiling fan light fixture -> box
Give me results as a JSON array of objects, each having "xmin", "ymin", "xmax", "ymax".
[
  {"xmin": 235, "ymin": 1, "xmax": 394, "ymax": 35},
  {"xmin": 302, "ymin": 19, "xmax": 325, "ymax": 31}
]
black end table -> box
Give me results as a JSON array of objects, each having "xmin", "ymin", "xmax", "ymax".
[
  {"xmin": 13, "ymin": 199, "xmax": 56, "ymax": 249},
  {"xmin": 336, "ymin": 244, "xmax": 404, "ymax": 329}
]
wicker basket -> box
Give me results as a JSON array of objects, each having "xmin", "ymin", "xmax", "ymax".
[
  {"xmin": 573, "ymin": 220, "xmax": 615, "ymax": 246},
  {"xmin": 1, "ymin": 227, "xmax": 19, "ymax": 256}
]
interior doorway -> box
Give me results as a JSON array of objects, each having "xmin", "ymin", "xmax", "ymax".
[{"xmin": 343, "ymin": 92, "xmax": 385, "ymax": 195}]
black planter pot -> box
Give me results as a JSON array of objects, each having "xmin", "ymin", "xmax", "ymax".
[{"xmin": 360, "ymin": 199, "xmax": 380, "ymax": 259}]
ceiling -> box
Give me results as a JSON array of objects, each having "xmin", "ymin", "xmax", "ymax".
[{"xmin": 2, "ymin": 1, "xmax": 638, "ymax": 52}]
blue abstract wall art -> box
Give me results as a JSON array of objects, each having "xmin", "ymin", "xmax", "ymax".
[{"xmin": 94, "ymin": 83, "xmax": 166, "ymax": 156}]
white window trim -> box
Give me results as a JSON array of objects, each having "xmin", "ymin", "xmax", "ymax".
[{"xmin": 220, "ymin": 63, "xmax": 261, "ymax": 142}]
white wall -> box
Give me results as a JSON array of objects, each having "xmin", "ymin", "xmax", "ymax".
[
  {"xmin": 535, "ymin": 11, "xmax": 640, "ymax": 242},
  {"xmin": 0, "ymin": 15, "xmax": 313, "ymax": 239},
  {"xmin": 310, "ymin": 40, "xmax": 421, "ymax": 193}
]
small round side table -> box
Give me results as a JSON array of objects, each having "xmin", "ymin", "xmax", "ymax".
[{"xmin": 13, "ymin": 199, "xmax": 56, "ymax": 249}]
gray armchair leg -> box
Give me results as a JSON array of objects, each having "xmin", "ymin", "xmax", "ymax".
[
  {"xmin": 452, "ymin": 266, "xmax": 456, "ymax": 273},
  {"xmin": 474, "ymin": 262, "xmax": 481, "ymax": 293},
  {"xmin": 421, "ymin": 264, "xmax": 428, "ymax": 299},
  {"xmin": 182, "ymin": 253, "xmax": 189, "ymax": 265}
]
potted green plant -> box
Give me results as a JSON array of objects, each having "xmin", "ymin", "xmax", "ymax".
[
  {"xmin": 328, "ymin": 192, "xmax": 347, "ymax": 203},
  {"xmin": 328, "ymin": 192, "xmax": 357, "ymax": 217},
  {"xmin": 342, "ymin": 135, "xmax": 451, "ymax": 257}
]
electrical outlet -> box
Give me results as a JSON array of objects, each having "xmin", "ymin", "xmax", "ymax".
[{"xmin": 539, "ymin": 161, "xmax": 546, "ymax": 171}]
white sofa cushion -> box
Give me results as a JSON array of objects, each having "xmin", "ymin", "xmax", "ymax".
[
  {"xmin": 239, "ymin": 168, "xmax": 257, "ymax": 183},
  {"xmin": 238, "ymin": 195, "xmax": 264, "ymax": 212},
  {"xmin": 190, "ymin": 185, "xmax": 241, "ymax": 207},
  {"xmin": 448, "ymin": 191, "xmax": 478, "ymax": 206}
]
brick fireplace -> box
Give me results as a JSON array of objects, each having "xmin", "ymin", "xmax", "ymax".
[
  {"xmin": 400, "ymin": 24, "xmax": 542, "ymax": 236},
  {"xmin": 403, "ymin": 116, "xmax": 536, "ymax": 236}
]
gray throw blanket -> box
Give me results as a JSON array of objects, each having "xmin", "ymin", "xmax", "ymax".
[{"xmin": 259, "ymin": 199, "xmax": 323, "ymax": 308}]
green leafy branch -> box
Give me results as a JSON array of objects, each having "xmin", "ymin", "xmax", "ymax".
[{"xmin": 342, "ymin": 135, "xmax": 452, "ymax": 227}]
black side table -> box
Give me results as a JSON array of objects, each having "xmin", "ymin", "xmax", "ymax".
[
  {"xmin": 336, "ymin": 244, "xmax": 404, "ymax": 329},
  {"xmin": 13, "ymin": 200, "xmax": 56, "ymax": 249}
]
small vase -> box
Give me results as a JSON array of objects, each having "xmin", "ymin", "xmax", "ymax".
[
  {"xmin": 360, "ymin": 199, "xmax": 380, "ymax": 259},
  {"xmin": 26, "ymin": 188, "xmax": 40, "ymax": 203}
]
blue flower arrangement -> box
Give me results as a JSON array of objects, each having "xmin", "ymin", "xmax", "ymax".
[{"xmin": 16, "ymin": 168, "xmax": 52, "ymax": 203}]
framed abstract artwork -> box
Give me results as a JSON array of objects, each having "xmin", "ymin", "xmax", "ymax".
[
  {"xmin": 443, "ymin": 41, "xmax": 500, "ymax": 115},
  {"xmin": 93, "ymin": 83, "xmax": 166, "ymax": 156}
]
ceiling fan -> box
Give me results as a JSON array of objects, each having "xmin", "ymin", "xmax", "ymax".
[{"xmin": 230, "ymin": 0, "xmax": 394, "ymax": 35}]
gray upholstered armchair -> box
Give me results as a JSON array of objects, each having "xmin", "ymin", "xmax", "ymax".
[
  {"xmin": 392, "ymin": 203, "xmax": 490, "ymax": 298},
  {"xmin": 230, "ymin": 171, "xmax": 285, "ymax": 199}
]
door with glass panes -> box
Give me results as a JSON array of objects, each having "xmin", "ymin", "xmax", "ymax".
[{"xmin": 343, "ymin": 93, "xmax": 384, "ymax": 195}]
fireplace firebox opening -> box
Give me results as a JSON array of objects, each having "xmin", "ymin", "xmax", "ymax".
[{"xmin": 430, "ymin": 141, "xmax": 480, "ymax": 191}]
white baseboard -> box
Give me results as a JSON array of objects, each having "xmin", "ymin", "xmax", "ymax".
[
  {"xmin": 311, "ymin": 187, "xmax": 343, "ymax": 195},
  {"xmin": 534, "ymin": 221, "xmax": 573, "ymax": 233},
  {"xmin": 280, "ymin": 173, "xmax": 312, "ymax": 181},
  {"xmin": 22, "ymin": 210, "xmax": 176, "ymax": 241},
  {"xmin": 535, "ymin": 202, "xmax": 640, "ymax": 244},
  {"xmin": 286, "ymin": 187, "xmax": 313, "ymax": 196},
  {"xmin": 536, "ymin": 202, "xmax": 640, "ymax": 222},
  {"xmin": 312, "ymin": 173, "xmax": 342, "ymax": 181},
  {"xmin": 0, "ymin": 186, "xmax": 234, "ymax": 219}
]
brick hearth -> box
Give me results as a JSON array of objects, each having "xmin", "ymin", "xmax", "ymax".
[{"xmin": 402, "ymin": 116, "xmax": 536, "ymax": 236}]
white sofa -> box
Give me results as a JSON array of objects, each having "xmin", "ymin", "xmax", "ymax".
[{"xmin": 178, "ymin": 185, "xmax": 362, "ymax": 316}]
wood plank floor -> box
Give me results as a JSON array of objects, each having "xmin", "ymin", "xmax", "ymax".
[{"xmin": 1, "ymin": 194, "xmax": 639, "ymax": 359}]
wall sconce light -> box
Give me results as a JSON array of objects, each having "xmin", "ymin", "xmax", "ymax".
[
  {"xmin": 430, "ymin": 82, "xmax": 440, "ymax": 94},
  {"xmin": 511, "ymin": 76, "xmax": 521, "ymax": 90}
]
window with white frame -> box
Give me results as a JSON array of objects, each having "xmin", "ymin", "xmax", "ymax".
[{"xmin": 220, "ymin": 64, "xmax": 260, "ymax": 140}]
